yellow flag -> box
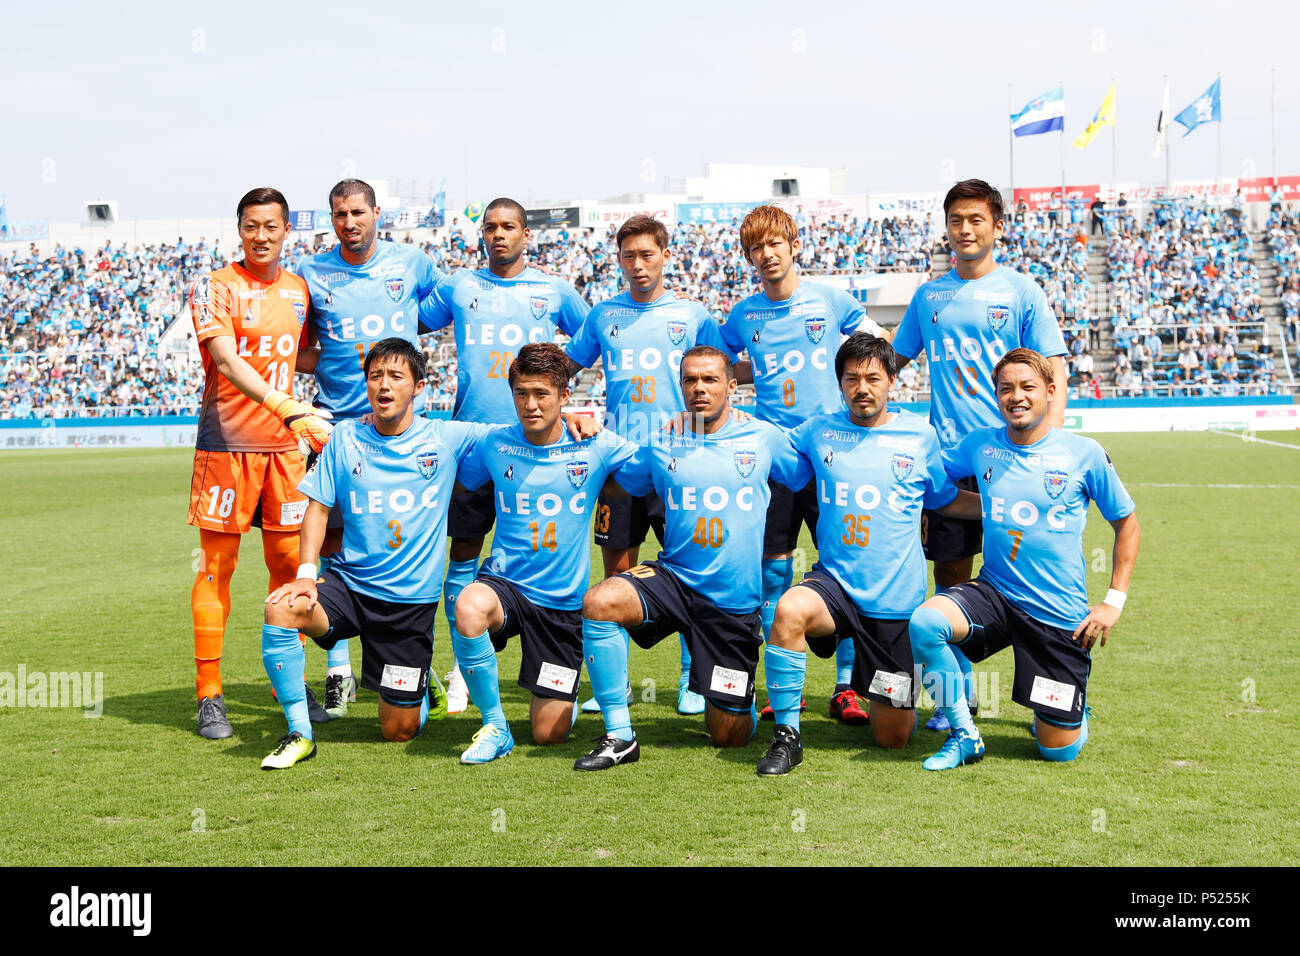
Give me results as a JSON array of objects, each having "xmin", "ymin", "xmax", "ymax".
[{"xmin": 1073, "ymin": 84, "xmax": 1117, "ymax": 150}]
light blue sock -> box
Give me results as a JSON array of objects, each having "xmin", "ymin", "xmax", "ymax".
[
  {"xmin": 761, "ymin": 557, "xmax": 794, "ymax": 641},
  {"xmin": 417, "ymin": 691, "xmax": 429, "ymax": 734},
  {"xmin": 325, "ymin": 640, "xmax": 351, "ymax": 670},
  {"xmin": 834, "ymin": 638, "xmax": 855, "ymax": 688},
  {"xmin": 954, "ymin": 645, "xmax": 974, "ymax": 703},
  {"xmin": 443, "ymin": 558, "xmax": 479, "ymax": 673},
  {"xmin": 452, "ymin": 627, "xmax": 506, "ymax": 732},
  {"xmin": 909, "ymin": 607, "xmax": 976, "ymax": 736},
  {"xmin": 678, "ymin": 634, "xmax": 691, "ymax": 687},
  {"xmin": 262, "ymin": 624, "xmax": 311, "ymax": 739},
  {"xmin": 764, "ymin": 644, "xmax": 806, "ymax": 732},
  {"xmin": 1037, "ymin": 711, "xmax": 1089, "ymax": 762},
  {"xmin": 583, "ymin": 618, "xmax": 632, "ymax": 740}
]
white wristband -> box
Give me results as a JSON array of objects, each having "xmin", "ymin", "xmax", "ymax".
[
  {"xmin": 297, "ymin": 563, "xmax": 318, "ymax": 582},
  {"xmin": 1103, "ymin": 589, "xmax": 1127, "ymax": 610}
]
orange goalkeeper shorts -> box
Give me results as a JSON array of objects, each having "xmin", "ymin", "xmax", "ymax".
[{"xmin": 187, "ymin": 450, "xmax": 308, "ymax": 534}]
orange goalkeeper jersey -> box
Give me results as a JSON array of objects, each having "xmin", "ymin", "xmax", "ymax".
[{"xmin": 191, "ymin": 262, "xmax": 311, "ymax": 452}]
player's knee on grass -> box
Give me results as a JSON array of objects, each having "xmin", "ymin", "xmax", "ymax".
[
  {"xmin": 530, "ymin": 695, "xmax": 573, "ymax": 745},
  {"xmin": 453, "ymin": 582, "xmax": 500, "ymax": 638},
  {"xmin": 705, "ymin": 700, "xmax": 752, "ymax": 748},
  {"xmin": 1034, "ymin": 714, "xmax": 1086, "ymax": 760},
  {"xmin": 868, "ymin": 704, "xmax": 916, "ymax": 749},
  {"xmin": 379, "ymin": 698, "xmax": 422, "ymax": 742}
]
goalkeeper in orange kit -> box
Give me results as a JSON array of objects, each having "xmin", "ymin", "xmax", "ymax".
[{"xmin": 187, "ymin": 186, "xmax": 333, "ymax": 739}]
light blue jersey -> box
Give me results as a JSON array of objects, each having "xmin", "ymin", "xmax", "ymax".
[
  {"xmin": 566, "ymin": 291, "xmax": 734, "ymax": 444},
  {"xmin": 719, "ymin": 280, "xmax": 868, "ymax": 430},
  {"xmin": 298, "ymin": 241, "xmax": 444, "ymax": 418},
  {"xmin": 423, "ymin": 267, "xmax": 589, "ymax": 424},
  {"xmin": 893, "ymin": 266, "xmax": 1066, "ymax": 463},
  {"xmin": 948, "ymin": 427, "xmax": 1135, "ymax": 630},
  {"xmin": 458, "ymin": 425, "xmax": 638, "ymax": 610},
  {"xmin": 299, "ymin": 417, "xmax": 483, "ymax": 603},
  {"xmin": 791, "ymin": 409, "xmax": 957, "ymax": 619},
  {"xmin": 617, "ymin": 416, "xmax": 810, "ymax": 612}
]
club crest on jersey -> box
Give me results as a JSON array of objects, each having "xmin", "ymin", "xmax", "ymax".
[
  {"xmin": 293, "ymin": 301, "xmax": 306, "ymax": 324},
  {"xmin": 385, "ymin": 277, "xmax": 405, "ymax": 303},
  {"xmin": 417, "ymin": 451, "xmax": 439, "ymax": 480},
  {"xmin": 566, "ymin": 460, "xmax": 590, "ymax": 489},
  {"xmin": 1043, "ymin": 470, "xmax": 1069, "ymax": 499},
  {"xmin": 891, "ymin": 453, "xmax": 915, "ymax": 481},
  {"xmin": 530, "ymin": 296, "xmax": 549, "ymax": 320},
  {"xmin": 666, "ymin": 320, "xmax": 687, "ymax": 345},
  {"xmin": 986, "ymin": 305, "xmax": 1010, "ymax": 332},
  {"xmin": 804, "ymin": 317, "xmax": 827, "ymax": 344},
  {"xmin": 734, "ymin": 449, "xmax": 757, "ymax": 478}
]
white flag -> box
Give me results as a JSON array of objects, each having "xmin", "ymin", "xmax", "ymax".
[{"xmin": 1153, "ymin": 79, "xmax": 1170, "ymax": 158}]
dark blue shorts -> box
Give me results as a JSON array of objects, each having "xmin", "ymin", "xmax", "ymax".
[
  {"xmin": 795, "ymin": 569, "xmax": 917, "ymax": 708},
  {"xmin": 448, "ymin": 481, "xmax": 495, "ymax": 539},
  {"xmin": 943, "ymin": 577, "xmax": 1089, "ymax": 727},
  {"xmin": 617, "ymin": 560, "xmax": 762, "ymax": 709},
  {"xmin": 921, "ymin": 474, "xmax": 982, "ymax": 563},
  {"xmin": 764, "ymin": 477, "xmax": 819, "ymax": 554},
  {"xmin": 594, "ymin": 488, "xmax": 665, "ymax": 551},
  {"xmin": 478, "ymin": 574, "xmax": 583, "ymax": 702},
  {"xmin": 313, "ymin": 570, "xmax": 436, "ymax": 706}
]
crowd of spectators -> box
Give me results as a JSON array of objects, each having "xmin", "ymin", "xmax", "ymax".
[{"xmin": 1265, "ymin": 208, "xmax": 1300, "ymax": 344}]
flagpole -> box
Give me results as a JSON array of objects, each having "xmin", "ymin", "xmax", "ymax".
[
  {"xmin": 1059, "ymin": 79, "xmax": 1066, "ymax": 206},
  {"xmin": 1272, "ymin": 66, "xmax": 1279, "ymax": 187},
  {"xmin": 1111, "ymin": 77, "xmax": 1118, "ymax": 198},
  {"xmin": 1217, "ymin": 72, "xmax": 1224, "ymax": 208},
  {"xmin": 1009, "ymin": 84, "xmax": 1015, "ymax": 199},
  {"xmin": 1165, "ymin": 76, "xmax": 1172, "ymax": 193}
]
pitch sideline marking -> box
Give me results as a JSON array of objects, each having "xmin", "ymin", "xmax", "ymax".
[
  {"xmin": 1206, "ymin": 429, "xmax": 1300, "ymax": 452},
  {"xmin": 1134, "ymin": 482, "xmax": 1300, "ymax": 490}
]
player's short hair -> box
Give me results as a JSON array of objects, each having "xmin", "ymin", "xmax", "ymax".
[
  {"xmin": 680, "ymin": 345, "xmax": 734, "ymax": 382},
  {"xmin": 943, "ymin": 179, "xmax": 1004, "ymax": 223},
  {"xmin": 616, "ymin": 215, "xmax": 670, "ymax": 252},
  {"xmin": 508, "ymin": 342, "xmax": 570, "ymax": 393},
  {"xmin": 484, "ymin": 197, "xmax": 527, "ymax": 227},
  {"xmin": 236, "ymin": 187, "xmax": 289, "ymax": 223},
  {"xmin": 364, "ymin": 337, "xmax": 426, "ymax": 381},
  {"xmin": 329, "ymin": 179, "xmax": 377, "ymax": 209},
  {"xmin": 739, "ymin": 205, "xmax": 798, "ymax": 263},
  {"xmin": 835, "ymin": 331, "xmax": 898, "ymax": 380},
  {"xmin": 993, "ymin": 348, "xmax": 1053, "ymax": 388}
]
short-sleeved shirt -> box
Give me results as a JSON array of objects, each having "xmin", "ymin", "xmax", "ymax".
[
  {"xmin": 423, "ymin": 266, "xmax": 589, "ymax": 424},
  {"xmin": 893, "ymin": 266, "xmax": 1066, "ymax": 464},
  {"xmin": 790, "ymin": 409, "xmax": 956, "ymax": 618},
  {"xmin": 616, "ymin": 415, "xmax": 810, "ymax": 612},
  {"xmin": 947, "ymin": 426, "xmax": 1135, "ymax": 629},
  {"xmin": 565, "ymin": 291, "xmax": 732, "ymax": 443},
  {"xmin": 719, "ymin": 280, "xmax": 870, "ymax": 430},
  {"xmin": 458, "ymin": 424, "xmax": 638, "ymax": 610},
  {"xmin": 298, "ymin": 241, "xmax": 444, "ymax": 418},
  {"xmin": 299, "ymin": 416, "xmax": 484, "ymax": 603},
  {"xmin": 191, "ymin": 262, "xmax": 310, "ymax": 452}
]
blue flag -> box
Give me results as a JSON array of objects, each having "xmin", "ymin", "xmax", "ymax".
[
  {"xmin": 1011, "ymin": 85, "xmax": 1065, "ymax": 137},
  {"xmin": 1174, "ymin": 78, "xmax": 1221, "ymax": 137}
]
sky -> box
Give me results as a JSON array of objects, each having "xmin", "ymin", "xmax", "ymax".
[{"xmin": 2, "ymin": 0, "xmax": 1297, "ymax": 221}]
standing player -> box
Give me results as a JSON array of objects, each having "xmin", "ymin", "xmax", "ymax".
[
  {"xmin": 892, "ymin": 179, "xmax": 1070, "ymax": 731},
  {"xmin": 757, "ymin": 333, "xmax": 980, "ymax": 774},
  {"xmin": 450, "ymin": 344, "xmax": 638, "ymax": 763},
  {"xmin": 259, "ymin": 339, "xmax": 482, "ymax": 767},
  {"xmin": 564, "ymin": 214, "xmax": 735, "ymax": 715},
  {"xmin": 720, "ymin": 204, "xmax": 882, "ymax": 724},
  {"xmin": 297, "ymin": 179, "xmax": 444, "ymax": 717},
  {"xmin": 575, "ymin": 346, "xmax": 809, "ymax": 770},
  {"xmin": 187, "ymin": 187, "xmax": 331, "ymax": 739},
  {"xmin": 422, "ymin": 198, "xmax": 590, "ymax": 712},
  {"xmin": 908, "ymin": 349, "xmax": 1139, "ymax": 769}
]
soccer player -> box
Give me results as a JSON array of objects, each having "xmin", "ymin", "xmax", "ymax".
[
  {"xmin": 564, "ymin": 214, "xmax": 734, "ymax": 715},
  {"xmin": 450, "ymin": 343, "xmax": 638, "ymax": 763},
  {"xmin": 907, "ymin": 348, "xmax": 1139, "ymax": 770},
  {"xmin": 422, "ymin": 198, "xmax": 590, "ymax": 712},
  {"xmin": 297, "ymin": 179, "xmax": 445, "ymax": 718},
  {"xmin": 258, "ymin": 338, "xmax": 481, "ymax": 768},
  {"xmin": 720, "ymin": 204, "xmax": 883, "ymax": 724},
  {"xmin": 575, "ymin": 346, "xmax": 808, "ymax": 770},
  {"xmin": 187, "ymin": 186, "xmax": 330, "ymax": 739},
  {"xmin": 892, "ymin": 179, "xmax": 1070, "ymax": 731},
  {"xmin": 757, "ymin": 333, "xmax": 981, "ymax": 775}
]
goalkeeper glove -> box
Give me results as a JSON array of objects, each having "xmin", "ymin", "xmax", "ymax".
[{"xmin": 262, "ymin": 390, "xmax": 333, "ymax": 454}]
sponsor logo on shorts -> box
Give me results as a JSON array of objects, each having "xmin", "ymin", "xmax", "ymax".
[
  {"xmin": 870, "ymin": 669, "xmax": 912, "ymax": 704},
  {"xmin": 666, "ymin": 320, "xmax": 686, "ymax": 345},
  {"xmin": 891, "ymin": 453, "xmax": 915, "ymax": 481},
  {"xmin": 381, "ymin": 664, "xmax": 422, "ymax": 692},
  {"xmin": 1029, "ymin": 674, "xmax": 1074, "ymax": 711},
  {"xmin": 733, "ymin": 449, "xmax": 757, "ymax": 478},
  {"xmin": 530, "ymin": 295, "xmax": 549, "ymax": 320},
  {"xmin": 280, "ymin": 500, "xmax": 307, "ymax": 525},
  {"xmin": 385, "ymin": 277, "xmax": 405, "ymax": 302},
  {"xmin": 709, "ymin": 665, "xmax": 748, "ymax": 698},
  {"xmin": 804, "ymin": 317, "xmax": 827, "ymax": 344},
  {"xmin": 537, "ymin": 662, "xmax": 578, "ymax": 695},
  {"xmin": 986, "ymin": 305, "xmax": 1010, "ymax": 331},
  {"xmin": 1043, "ymin": 470, "xmax": 1069, "ymax": 499},
  {"xmin": 566, "ymin": 460, "xmax": 590, "ymax": 488}
]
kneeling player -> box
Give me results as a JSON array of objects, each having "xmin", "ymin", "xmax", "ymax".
[
  {"xmin": 260, "ymin": 339, "xmax": 483, "ymax": 768},
  {"xmin": 576, "ymin": 346, "xmax": 808, "ymax": 770},
  {"xmin": 450, "ymin": 343, "xmax": 637, "ymax": 763},
  {"xmin": 759, "ymin": 333, "xmax": 981, "ymax": 774},
  {"xmin": 908, "ymin": 349, "xmax": 1139, "ymax": 770}
]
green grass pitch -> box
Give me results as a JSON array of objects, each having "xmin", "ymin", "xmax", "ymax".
[{"xmin": 1, "ymin": 430, "xmax": 1296, "ymax": 866}]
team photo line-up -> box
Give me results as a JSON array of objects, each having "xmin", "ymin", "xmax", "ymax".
[{"xmin": 186, "ymin": 176, "xmax": 1140, "ymax": 774}]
